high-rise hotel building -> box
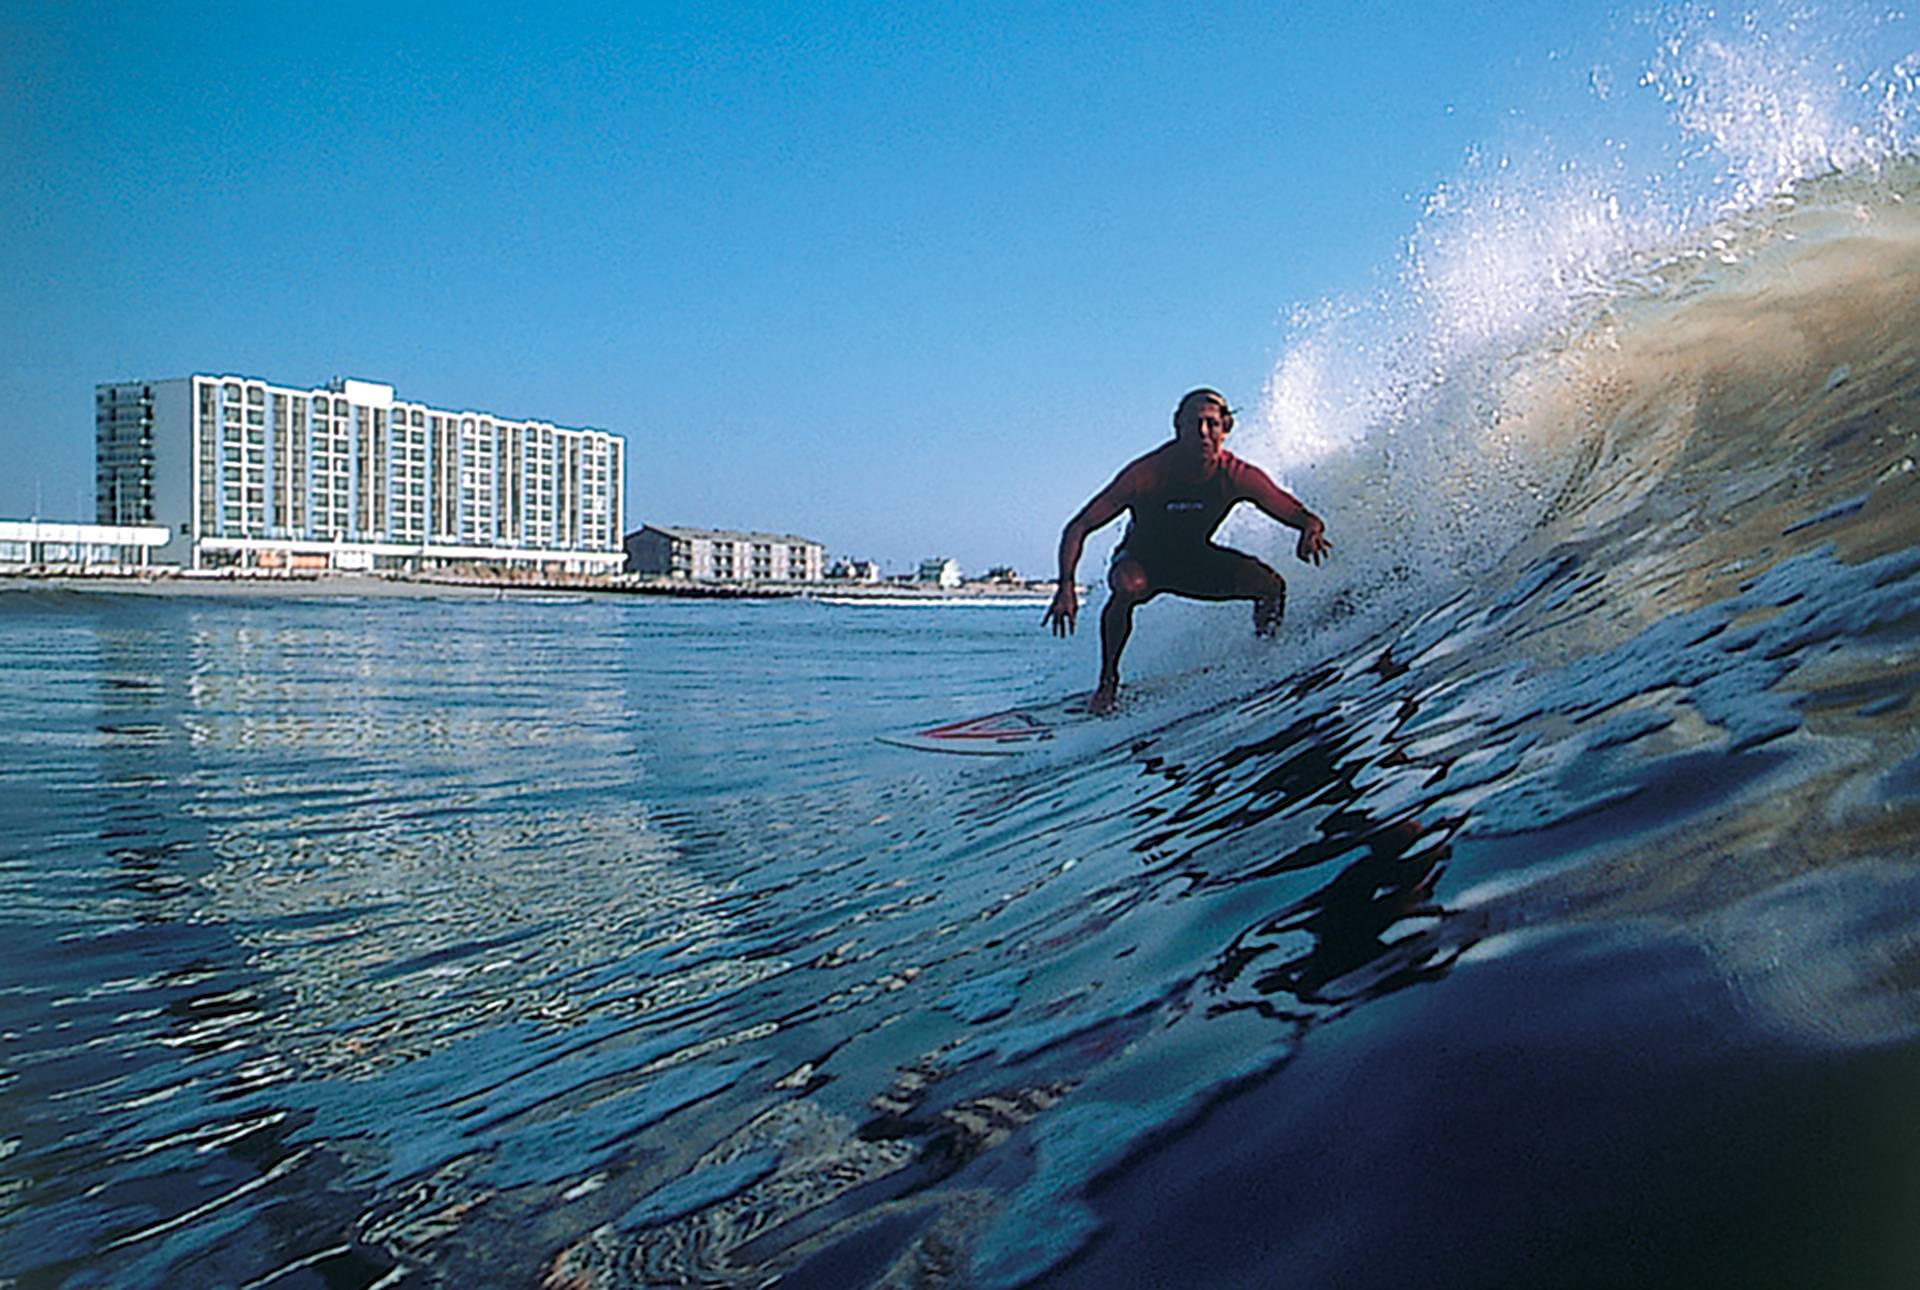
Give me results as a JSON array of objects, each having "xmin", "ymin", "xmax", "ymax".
[{"xmin": 96, "ymin": 374, "xmax": 625, "ymax": 573}]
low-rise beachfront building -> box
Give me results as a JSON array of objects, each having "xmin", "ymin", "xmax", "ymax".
[
  {"xmin": 0, "ymin": 519, "xmax": 172, "ymax": 571},
  {"xmin": 828, "ymin": 558, "xmax": 883, "ymax": 583},
  {"xmin": 917, "ymin": 557, "xmax": 963, "ymax": 588},
  {"xmin": 625, "ymin": 525, "xmax": 825, "ymax": 583},
  {"xmin": 94, "ymin": 375, "xmax": 626, "ymax": 574}
]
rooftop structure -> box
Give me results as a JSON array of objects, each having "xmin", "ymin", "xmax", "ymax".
[{"xmin": 96, "ymin": 375, "xmax": 625, "ymax": 573}]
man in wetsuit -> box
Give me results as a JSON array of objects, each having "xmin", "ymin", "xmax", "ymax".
[{"xmin": 1043, "ymin": 388, "xmax": 1331, "ymax": 714}]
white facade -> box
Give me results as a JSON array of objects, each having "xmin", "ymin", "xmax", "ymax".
[
  {"xmin": 96, "ymin": 375, "xmax": 626, "ymax": 572},
  {"xmin": 0, "ymin": 519, "xmax": 171, "ymax": 569}
]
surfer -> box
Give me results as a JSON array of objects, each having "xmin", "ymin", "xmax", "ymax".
[{"xmin": 1043, "ymin": 388, "xmax": 1330, "ymax": 715}]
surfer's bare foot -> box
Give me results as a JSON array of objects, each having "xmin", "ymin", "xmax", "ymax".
[{"xmin": 1088, "ymin": 684, "xmax": 1119, "ymax": 716}]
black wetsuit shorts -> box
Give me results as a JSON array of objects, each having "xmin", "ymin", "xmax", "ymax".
[{"xmin": 1112, "ymin": 541, "xmax": 1281, "ymax": 600}]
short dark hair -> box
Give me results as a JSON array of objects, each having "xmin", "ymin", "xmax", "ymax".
[{"xmin": 1174, "ymin": 388, "xmax": 1231, "ymax": 431}]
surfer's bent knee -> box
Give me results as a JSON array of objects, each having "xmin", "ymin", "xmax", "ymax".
[{"xmin": 1108, "ymin": 558, "xmax": 1151, "ymax": 600}]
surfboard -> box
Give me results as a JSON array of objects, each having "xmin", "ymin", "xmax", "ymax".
[
  {"xmin": 876, "ymin": 661, "xmax": 1237, "ymax": 755},
  {"xmin": 876, "ymin": 692, "xmax": 1106, "ymax": 755}
]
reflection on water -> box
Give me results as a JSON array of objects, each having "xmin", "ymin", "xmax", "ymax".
[{"xmin": 0, "ymin": 595, "xmax": 1104, "ymax": 1286}]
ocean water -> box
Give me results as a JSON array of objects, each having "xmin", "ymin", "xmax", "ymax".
[
  {"xmin": 6, "ymin": 240, "xmax": 1919, "ymax": 1286},
  {"xmin": 9, "ymin": 8, "xmax": 1920, "ymax": 1288}
]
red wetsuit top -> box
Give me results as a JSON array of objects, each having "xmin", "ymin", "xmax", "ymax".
[{"xmin": 1112, "ymin": 446, "xmax": 1288, "ymax": 559}]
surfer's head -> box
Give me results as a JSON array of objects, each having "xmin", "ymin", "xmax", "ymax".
[
  {"xmin": 1173, "ymin": 388, "xmax": 1232, "ymax": 433},
  {"xmin": 1173, "ymin": 388, "xmax": 1233, "ymax": 465}
]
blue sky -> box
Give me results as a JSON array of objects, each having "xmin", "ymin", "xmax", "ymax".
[{"xmin": 0, "ymin": 1, "xmax": 1866, "ymax": 572}]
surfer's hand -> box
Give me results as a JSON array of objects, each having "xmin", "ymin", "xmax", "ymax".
[
  {"xmin": 1043, "ymin": 584, "xmax": 1078, "ymax": 636},
  {"xmin": 1296, "ymin": 520, "xmax": 1331, "ymax": 566}
]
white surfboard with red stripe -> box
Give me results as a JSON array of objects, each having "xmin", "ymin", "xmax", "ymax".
[
  {"xmin": 876, "ymin": 695, "xmax": 1099, "ymax": 755},
  {"xmin": 879, "ymin": 706, "xmax": 1090, "ymax": 756},
  {"xmin": 877, "ymin": 665, "xmax": 1229, "ymax": 756}
]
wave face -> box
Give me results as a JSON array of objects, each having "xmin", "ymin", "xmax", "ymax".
[
  {"xmin": 5, "ymin": 8, "xmax": 1920, "ymax": 1290},
  {"xmin": 1235, "ymin": 0, "xmax": 1920, "ymax": 647}
]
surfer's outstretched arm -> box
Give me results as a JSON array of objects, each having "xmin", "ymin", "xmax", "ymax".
[
  {"xmin": 1044, "ymin": 467, "xmax": 1135, "ymax": 636},
  {"xmin": 1240, "ymin": 463, "xmax": 1331, "ymax": 565}
]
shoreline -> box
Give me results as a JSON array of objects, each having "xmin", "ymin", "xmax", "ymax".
[{"xmin": 0, "ymin": 570, "xmax": 1072, "ymax": 604}]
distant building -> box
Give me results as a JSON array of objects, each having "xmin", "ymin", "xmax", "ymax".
[
  {"xmin": 829, "ymin": 558, "xmax": 882, "ymax": 583},
  {"xmin": 625, "ymin": 525, "xmax": 825, "ymax": 583},
  {"xmin": 917, "ymin": 557, "xmax": 962, "ymax": 588},
  {"xmin": 94, "ymin": 374, "xmax": 626, "ymax": 573}
]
